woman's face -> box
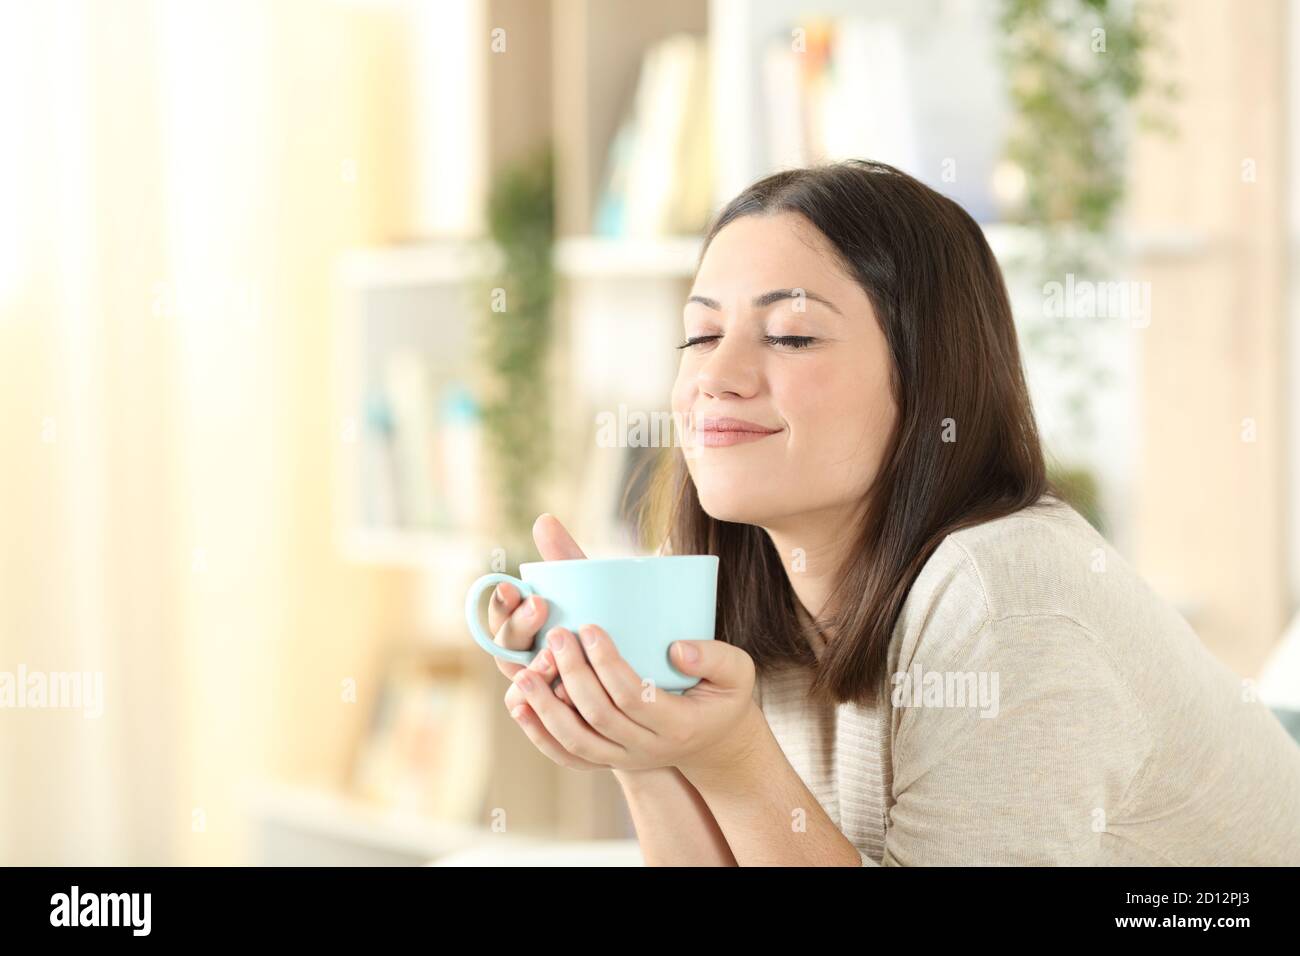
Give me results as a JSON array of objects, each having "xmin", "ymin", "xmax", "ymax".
[{"xmin": 672, "ymin": 211, "xmax": 899, "ymax": 529}]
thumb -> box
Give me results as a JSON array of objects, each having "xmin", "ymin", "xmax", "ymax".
[
  {"xmin": 671, "ymin": 640, "xmax": 747, "ymax": 686},
  {"xmin": 533, "ymin": 513, "xmax": 587, "ymax": 562}
]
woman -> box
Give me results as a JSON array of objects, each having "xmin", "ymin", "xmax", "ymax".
[{"xmin": 490, "ymin": 160, "xmax": 1300, "ymax": 865}]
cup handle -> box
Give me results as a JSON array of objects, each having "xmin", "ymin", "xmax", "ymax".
[{"xmin": 465, "ymin": 573, "xmax": 539, "ymax": 666}]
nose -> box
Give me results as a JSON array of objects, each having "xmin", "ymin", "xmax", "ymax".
[{"xmin": 693, "ymin": 334, "xmax": 759, "ymax": 400}]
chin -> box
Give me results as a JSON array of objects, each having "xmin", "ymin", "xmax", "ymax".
[{"xmin": 692, "ymin": 483, "xmax": 776, "ymax": 526}]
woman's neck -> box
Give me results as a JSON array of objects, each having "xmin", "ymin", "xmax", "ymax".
[{"xmin": 761, "ymin": 499, "xmax": 866, "ymax": 625}]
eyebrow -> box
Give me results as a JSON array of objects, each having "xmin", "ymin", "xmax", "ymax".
[{"xmin": 686, "ymin": 288, "xmax": 842, "ymax": 315}]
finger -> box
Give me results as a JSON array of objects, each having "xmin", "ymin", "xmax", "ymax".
[
  {"xmin": 486, "ymin": 580, "xmax": 521, "ymax": 635},
  {"xmin": 672, "ymin": 638, "xmax": 754, "ymax": 692},
  {"xmin": 507, "ymin": 701, "xmax": 606, "ymax": 771},
  {"xmin": 488, "ymin": 585, "xmax": 544, "ymax": 679},
  {"xmin": 486, "ymin": 583, "xmax": 526, "ymax": 680},
  {"xmin": 533, "ymin": 513, "xmax": 587, "ymax": 562},
  {"xmin": 512, "ymin": 664, "xmax": 626, "ymax": 765},
  {"xmin": 504, "ymin": 646, "xmax": 572, "ymax": 711},
  {"xmin": 502, "ymin": 513, "xmax": 583, "ymax": 689},
  {"xmin": 491, "ymin": 593, "xmax": 548, "ymax": 657},
  {"xmin": 548, "ymin": 626, "xmax": 656, "ymax": 741},
  {"xmin": 574, "ymin": 624, "xmax": 666, "ymax": 725}
]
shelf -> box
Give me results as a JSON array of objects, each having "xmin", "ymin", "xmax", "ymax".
[
  {"xmin": 553, "ymin": 234, "xmax": 703, "ymax": 279},
  {"xmin": 243, "ymin": 777, "xmax": 641, "ymax": 866},
  {"xmin": 338, "ymin": 235, "xmax": 704, "ymax": 290},
  {"xmin": 428, "ymin": 838, "xmax": 643, "ymax": 866},
  {"xmin": 338, "ymin": 240, "xmax": 501, "ymax": 289},
  {"xmin": 242, "ymin": 780, "xmax": 493, "ymax": 865},
  {"xmin": 340, "ymin": 525, "xmax": 643, "ymax": 570},
  {"xmin": 981, "ymin": 222, "xmax": 1212, "ymax": 263},
  {"xmin": 337, "ymin": 227, "xmax": 1207, "ymax": 295},
  {"xmin": 338, "ymin": 527, "xmax": 500, "ymax": 568}
]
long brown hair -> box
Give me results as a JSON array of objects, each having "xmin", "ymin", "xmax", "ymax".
[{"xmin": 636, "ymin": 159, "xmax": 1053, "ymax": 707}]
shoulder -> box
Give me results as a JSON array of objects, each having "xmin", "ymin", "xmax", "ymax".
[
  {"xmin": 945, "ymin": 493, "xmax": 1113, "ymax": 615},
  {"xmin": 889, "ymin": 494, "xmax": 1121, "ymax": 674},
  {"xmin": 888, "ymin": 498, "xmax": 1153, "ymax": 794}
]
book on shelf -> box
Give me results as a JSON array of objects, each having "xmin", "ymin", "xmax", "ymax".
[
  {"xmin": 594, "ymin": 33, "xmax": 713, "ymax": 238},
  {"xmin": 759, "ymin": 12, "xmax": 1007, "ymax": 223},
  {"xmin": 384, "ymin": 350, "xmax": 442, "ymax": 528},
  {"xmin": 362, "ymin": 347, "xmax": 487, "ymax": 536},
  {"xmin": 350, "ymin": 658, "xmax": 489, "ymax": 824},
  {"xmin": 762, "ymin": 17, "xmax": 920, "ymax": 177}
]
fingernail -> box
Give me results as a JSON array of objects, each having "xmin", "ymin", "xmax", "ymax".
[
  {"xmin": 549, "ymin": 629, "xmax": 565, "ymax": 651},
  {"xmin": 515, "ymin": 671, "xmax": 533, "ymax": 691},
  {"xmin": 525, "ymin": 596, "xmax": 539, "ymax": 618},
  {"xmin": 676, "ymin": 641, "xmax": 697, "ymax": 663},
  {"xmin": 581, "ymin": 626, "xmax": 597, "ymax": 649},
  {"xmin": 510, "ymin": 704, "xmax": 526, "ymax": 720}
]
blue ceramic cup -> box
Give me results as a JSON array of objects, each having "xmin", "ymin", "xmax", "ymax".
[{"xmin": 465, "ymin": 555, "xmax": 719, "ymax": 693}]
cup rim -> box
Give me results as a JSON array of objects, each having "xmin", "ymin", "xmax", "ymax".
[{"xmin": 518, "ymin": 554, "xmax": 718, "ymax": 571}]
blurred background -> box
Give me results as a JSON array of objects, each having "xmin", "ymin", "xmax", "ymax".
[{"xmin": 2, "ymin": 0, "xmax": 1299, "ymax": 865}]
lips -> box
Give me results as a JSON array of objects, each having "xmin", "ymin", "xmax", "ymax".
[
  {"xmin": 696, "ymin": 416, "xmax": 781, "ymax": 435},
  {"xmin": 692, "ymin": 415, "xmax": 782, "ymax": 448}
]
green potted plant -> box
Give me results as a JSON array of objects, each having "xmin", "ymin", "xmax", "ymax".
[
  {"xmin": 995, "ymin": 0, "xmax": 1176, "ymax": 533},
  {"xmin": 476, "ymin": 144, "xmax": 556, "ymax": 573}
]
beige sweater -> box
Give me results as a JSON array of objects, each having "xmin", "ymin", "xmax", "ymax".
[{"xmin": 756, "ymin": 495, "xmax": 1300, "ymax": 865}]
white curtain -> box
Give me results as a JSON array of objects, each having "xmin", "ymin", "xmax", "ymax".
[{"xmin": 0, "ymin": 0, "xmax": 402, "ymax": 864}]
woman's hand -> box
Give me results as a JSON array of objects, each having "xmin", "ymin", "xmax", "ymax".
[
  {"xmin": 490, "ymin": 514, "xmax": 583, "ymax": 708},
  {"xmin": 509, "ymin": 621, "xmax": 764, "ymax": 781}
]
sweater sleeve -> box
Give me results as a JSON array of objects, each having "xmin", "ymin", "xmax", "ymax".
[{"xmin": 861, "ymin": 612, "xmax": 1151, "ymax": 866}]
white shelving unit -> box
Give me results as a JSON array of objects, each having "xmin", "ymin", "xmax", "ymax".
[
  {"xmin": 333, "ymin": 239, "xmax": 498, "ymax": 570},
  {"xmin": 553, "ymin": 234, "xmax": 701, "ymax": 278},
  {"xmin": 317, "ymin": 0, "xmax": 1218, "ymax": 858},
  {"xmin": 332, "ymin": 235, "xmax": 702, "ymax": 573},
  {"xmin": 243, "ymin": 779, "xmax": 644, "ymax": 866},
  {"xmin": 708, "ymin": 0, "xmax": 1011, "ymax": 221},
  {"xmin": 244, "ymin": 780, "xmax": 493, "ymax": 867},
  {"xmin": 333, "ymin": 0, "xmax": 1219, "ymax": 571}
]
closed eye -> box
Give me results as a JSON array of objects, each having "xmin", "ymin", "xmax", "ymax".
[{"xmin": 676, "ymin": 335, "xmax": 816, "ymax": 350}]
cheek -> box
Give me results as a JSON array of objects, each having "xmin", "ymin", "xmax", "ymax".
[
  {"xmin": 782, "ymin": 362, "xmax": 895, "ymax": 467},
  {"xmin": 671, "ymin": 373, "xmax": 699, "ymax": 465},
  {"xmin": 670, "ymin": 365, "xmax": 696, "ymax": 414}
]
